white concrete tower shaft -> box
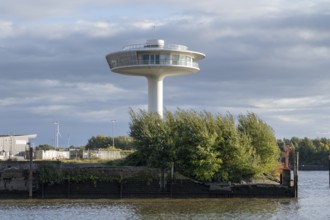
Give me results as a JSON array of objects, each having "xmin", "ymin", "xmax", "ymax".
[
  {"xmin": 106, "ymin": 39, "xmax": 205, "ymax": 118},
  {"xmin": 147, "ymin": 75, "xmax": 164, "ymax": 117}
]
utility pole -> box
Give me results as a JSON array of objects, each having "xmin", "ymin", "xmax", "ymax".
[{"xmin": 54, "ymin": 122, "xmax": 60, "ymax": 148}]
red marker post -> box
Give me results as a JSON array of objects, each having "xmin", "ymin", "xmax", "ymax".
[{"xmin": 281, "ymin": 145, "xmax": 292, "ymax": 187}]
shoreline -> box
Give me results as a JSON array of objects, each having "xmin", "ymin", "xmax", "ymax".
[{"xmin": 0, "ymin": 161, "xmax": 294, "ymax": 199}]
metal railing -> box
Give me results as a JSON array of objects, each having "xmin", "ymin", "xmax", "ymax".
[
  {"xmin": 111, "ymin": 58, "xmax": 199, "ymax": 69},
  {"xmin": 123, "ymin": 43, "xmax": 188, "ymax": 51}
]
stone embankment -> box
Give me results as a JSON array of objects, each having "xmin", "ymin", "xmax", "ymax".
[{"xmin": 0, "ymin": 161, "xmax": 294, "ymax": 198}]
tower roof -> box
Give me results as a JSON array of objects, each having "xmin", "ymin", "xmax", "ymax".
[
  {"xmin": 106, "ymin": 39, "xmax": 205, "ymax": 76},
  {"xmin": 110, "ymin": 39, "xmax": 205, "ymax": 60}
]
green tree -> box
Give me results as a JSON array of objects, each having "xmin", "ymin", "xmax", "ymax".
[
  {"xmin": 237, "ymin": 112, "xmax": 279, "ymax": 174},
  {"xmin": 129, "ymin": 109, "xmax": 222, "ymax": 181},
  {"xmin": 127, "ymin": 109, "xmax": 279, "ymax": 182},
  {"xmin": 173, "ymin": 110, "xmax": 222, "ymax": 181},
  {"xmin": 290, "ymin": 137, "xmax": 300, "ymax": 150},
  {"xmin": 115, "ymin": 136, "xmax": 134, "ymax": 150},
  {"xmin": 129, "ymin": 109, "xmax": 175, "ymax": 169},
  {"xmin": 36, "ymin": 144, "xmax": 56, "ymax": 151},
  {"xmin": 86, "ymin": 135, "xmax": 134, "ymax": 150},
  {"xmin": 85, "ymin": 136, "xmax": 112, "ymax": 150},
  {"xmin": 213, "ymin": 113, "xmax": 260, "ymax": 182},
  {"xmin": 298, "ymin": 137, "xmax": 315, "ymax": 165},
  {"xmin": 277, "ymin": 137, "xmax": 330, "ymax": 168}
]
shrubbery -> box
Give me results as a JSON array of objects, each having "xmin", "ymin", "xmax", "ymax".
[{"xmin": 127, "ymin": 109, "xmax": 280, "ymax": 182}]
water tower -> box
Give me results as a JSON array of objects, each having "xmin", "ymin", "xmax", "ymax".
[{"xmin": 105, "ymin": 39, "xmax": 205, "ymax": 117}]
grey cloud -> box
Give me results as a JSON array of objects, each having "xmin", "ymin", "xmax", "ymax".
[{"xmin": 2, "ymin": 1, "xmax": 330, "ymax": 145}]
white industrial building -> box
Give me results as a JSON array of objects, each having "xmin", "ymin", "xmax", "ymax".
[
  {"xmin": 35, "ymin": 149, "xmax": 70, "ymax": 160},
  {"xmin": 0, "ymin": 134, "xmax": 37, "ymax": 160}
]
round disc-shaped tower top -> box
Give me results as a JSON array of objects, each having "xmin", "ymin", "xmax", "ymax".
[
  {"xmin": 106, "ymin": 39, "xmax": 205, "ymax": 78},
  {"xmin": 105, "ymin": 39, "xmax": 205, "ymax": 118}
]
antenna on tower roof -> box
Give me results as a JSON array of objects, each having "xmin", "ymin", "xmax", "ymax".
[{"xmin": 153, "ymin": 25, "xmax": 156, "ymax": 38}]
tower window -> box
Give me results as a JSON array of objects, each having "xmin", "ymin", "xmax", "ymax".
[
  {"xmin": 172, "ymin": 55, "xmax": 179, "ymax": 65},
  {"xmin": 143, "ymin": 55, "xmax": 149, "ymax": 64}
]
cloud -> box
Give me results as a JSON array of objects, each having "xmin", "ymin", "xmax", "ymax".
[
  {"xmin": 0, "ymin": 21, "xmax": 19, "ymax": 38},
  {"xmin": 251, "ymin": 96, "xmax": 330, "ymax": 109},
  {"xmin": 1, "ymin": 0, "xmax": 330, "ymax": 145},
  {"xmin": 1, "ymin": 0, "xmax": 323, "ymax": 22},
  {"xmin": 273, "ymin": 115, "xmax": 312, "ymax": 124},
  {"xmin": 0, "ymin": 79, "xmax": 140, "ymax": 124}
]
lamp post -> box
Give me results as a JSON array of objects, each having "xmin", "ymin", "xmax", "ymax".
[
  {"xmin": 54, "ymin": 122, "xmax": 60, "ymax": 148},
  {"xmin": 111, "ymin": 120, "xmax": 116, "ymax": 147}
]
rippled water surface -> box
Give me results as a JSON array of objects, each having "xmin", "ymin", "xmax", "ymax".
[{"xmin": 0, "ymin": 171, "xmax": 329, "ymax": 220}]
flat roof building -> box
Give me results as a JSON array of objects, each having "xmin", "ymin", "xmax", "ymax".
[{"xmin": 0, "ymin": 134, "xmax": 37, "ymax": 160}]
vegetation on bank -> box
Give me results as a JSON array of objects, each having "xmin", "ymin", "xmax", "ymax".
[
  {"xmin": 36, "ymin": 136, "xmax": 134, "ymax": 152},
  {"xmin": 35, "ymin": 110, "xmax": 330, "ymax": 183},
  {"xmin": 38, "ymin": 164, "xmax": 122, "ymax": 184},
  {"xmin": 85, "ymin": 136, "xmax": 134, "ymax": 150},
  {"xmin": 117, "ymin": 109, "xmax": 280, "ymax": 183},
  {"xmin": 278, "ymin": 137, "xmax": 330, "ymax": 168}
]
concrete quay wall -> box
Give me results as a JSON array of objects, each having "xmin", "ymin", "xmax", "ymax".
[{"xmin": 0, "ymin": 161, "xmax": 294, "ymax": 198}]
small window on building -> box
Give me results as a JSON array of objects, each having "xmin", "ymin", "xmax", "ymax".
[
  {"xmin": 186, "ymin": 56, "xmax": 192, "ymax": 66},
  {"xmin": 143, "ymin": 54, "xmax": 149, "ymax": 64},
  {"xmin": 160, "ymin": 54, "xmax": 169, "ymax": 64},
  {"xmin": 172, "ymin": 55, "xmax": 179, "ymax": 65},
  {"xmin": 150, "ymin": 54, "xmax": 155, "ymax": 64}
]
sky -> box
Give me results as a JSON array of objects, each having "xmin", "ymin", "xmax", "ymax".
[{"xmin": 1, "ymin": 0, "xmax": 330, "ymax": 146}]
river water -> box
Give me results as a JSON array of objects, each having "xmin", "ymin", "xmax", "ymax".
[{"xmin": 0, "ymin": 171, "xmax": 329, "ymax": 220}]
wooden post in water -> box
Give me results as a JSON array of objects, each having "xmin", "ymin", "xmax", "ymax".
[
  {"xmin": 28, "ymin": 144, "xmax": 33, "ymax": 198},
  {"xmin": 328, "ymin": 155, "xmax": 330, "ymax": 186},
  {"xmin": 294, "ymin": 152, "xmax": 299, "ymax": 198}
]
